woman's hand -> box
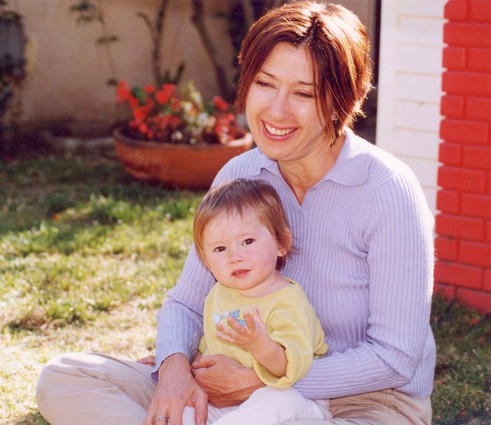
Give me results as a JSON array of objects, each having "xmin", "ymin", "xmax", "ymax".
[
  {"xmin": 144, "ymin": 353, "xmax": 208, "ymax": 425},
  {"xmin": 191, "ymin": 354, "xmax": 264, "ymax": 408}
]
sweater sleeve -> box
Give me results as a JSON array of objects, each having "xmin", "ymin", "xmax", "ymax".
[
  {"xmin": 151, "ymin": 158, "xmax": 238, "ymax": 379},
  {"xmin": 152, "ymin": 246, "xmax": 215, "ymax": 379},
  {"xmin": 294, "ymin": 173, "xmax": 435, "ymax": 399}
]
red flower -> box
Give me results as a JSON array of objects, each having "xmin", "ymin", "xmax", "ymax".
[
  {"xmin": 133, "ymin": 106, "xmax": 149, "ymax": 123},
  {"xmin": 170, "ymin": 98, "xmax": 181, "ymax": 112},
  {"xmin": 168, "ymin": 115, "xmax": 182, "ymax": 128},
  {"xmin": 144, "ymin": 97, "xmax": 155, "ymax": 110},
  {"xmin": 116, "ymin": 80, "xmax": 132, "ymax": 102},
  {"xmin": 139, "ymin": 122, "xmax": 148, "ymax": 134},
  {"xmin": 144, "ymin": 85, "xmax": 156, "ymax": 94},
  {"xmin": 155, "ymin": 83, "xmax": 177, "ymax": 105},
  {"xmin": 214, "ymin": 96, "xmax": 229, "ymax": 112},
  {"xmin": 115, "ymin": 80, "xmax": 245, "ymax": 145}
]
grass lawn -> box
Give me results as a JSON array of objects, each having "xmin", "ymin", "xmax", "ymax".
[{"xmin": 1, "ymin": 147, "xmax": 489, "ymax": 424}]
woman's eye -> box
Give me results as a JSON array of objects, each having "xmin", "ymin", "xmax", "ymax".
[
  {"xmin": 296, "ymin": 91, "xmax": 314, "ymax": 99},
  {"xmin": 243, "ymin": 238, "xmax": 254, "ymax": 245},
  {"xmin": 255, "ymin": 80, "xmax": 272, "ymax": 88}
]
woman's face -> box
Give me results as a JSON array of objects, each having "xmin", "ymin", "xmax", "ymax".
[{"xmin": 245, "ymin": 42, "xmax": 329, "ymax": 166}]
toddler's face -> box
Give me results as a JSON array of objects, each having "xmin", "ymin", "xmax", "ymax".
[{"xmin": 203, "ymin": 209, "xmax": 286, "ymax": 297}]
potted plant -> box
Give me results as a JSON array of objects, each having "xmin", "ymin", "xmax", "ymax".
[{"xmin": 113, "ymin": 80, "xmax": 253, "ymax": 190}]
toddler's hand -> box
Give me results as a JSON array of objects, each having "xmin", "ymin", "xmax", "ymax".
[{"xmin": 216, "ymin": 307, "xmax": 268, "ymax": 352}]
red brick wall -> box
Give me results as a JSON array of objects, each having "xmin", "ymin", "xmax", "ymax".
[{"xmin": 436, "ymin": 0, "xmax": 491, "ymax": 314}]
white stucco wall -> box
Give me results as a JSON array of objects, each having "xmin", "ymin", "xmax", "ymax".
[
  {"xmin": 13, "ymin": 0, "xmax": 234, "ymax": 127},
  {"xmin": 9, "ymin": 0, "xmax": 379, "ymax": 133},
  {"xmin": 376, "ymin": 0, "xmax": 446, "ymax": 213}
]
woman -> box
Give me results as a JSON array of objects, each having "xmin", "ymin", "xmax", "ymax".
[{"xmin": 37, "ymin": 2, "xmax": 436, "ymax": 425}]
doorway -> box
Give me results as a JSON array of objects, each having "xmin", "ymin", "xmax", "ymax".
[{"xmin": 338, "ymin": 0, "xmax": 381, "ymax": 144}]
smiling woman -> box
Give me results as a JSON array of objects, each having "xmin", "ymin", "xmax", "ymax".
[
  {"xmin": 37, "ymin": 3, "xmax": 435, "ymax": 425},
  {"xmin": 244, "ymin": 43, "xmax": 335, "ymax": 195}
]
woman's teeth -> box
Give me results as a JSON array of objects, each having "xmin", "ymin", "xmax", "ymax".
[{"xmin": 265, "ymin": 123, "xmax": 294, "ymax": 136}]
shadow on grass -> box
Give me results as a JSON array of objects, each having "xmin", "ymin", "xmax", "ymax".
[
  {"xmin": 432, "ymin": 411, "xmax": 491, "ymax": 425},
  {"xmin": 0, "ymin": 155, "xmax": 203, "ymax": 243},
  {"xmin": 431, "ymin": 295, "xmax": 490, "ymax": 425},
  {"xmin": 12, "ymin": 411, "xmax": 49, "ymax": 425}
]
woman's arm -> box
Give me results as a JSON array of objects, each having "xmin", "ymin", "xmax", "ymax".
[
  {"xmin": 296, "ymin": 173, "xmax": 435, "ymax": 399},
  {"xmin": 192, "ymin": 354, "xmax": 265, "ymax": 407},
  {"xmin": 151, "ymin": 247, "xmax": 214, "ymax": 378}
]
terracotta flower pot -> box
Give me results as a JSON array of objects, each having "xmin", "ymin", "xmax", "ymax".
[{"xmin": 113, "ymin": 127, "xmax": 254, "ymax": 190}]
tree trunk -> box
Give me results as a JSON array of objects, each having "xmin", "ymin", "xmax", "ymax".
[
  {"xmin": 190, "ymin": 0, "xmax": 231, "ymax": 100},
  {"xmin": 152, "ymin": 0, "xmax": 169, "ymax": 85}
]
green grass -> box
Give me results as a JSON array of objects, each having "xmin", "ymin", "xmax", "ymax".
[
  {"xmin": 0, "ymin": 154, "xmax": 201, "ymax": 331},
  {"xmin": 1, "ymin": 151, "xmax": 489, "ymax": 424},
  {"xmin": 431, "ymin": 296, "xmax": 490, "ymax": 424}
]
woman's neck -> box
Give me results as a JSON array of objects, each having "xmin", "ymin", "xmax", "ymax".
[{"xmin": 279, "ymin": 134, "xmax": 345, "ymax": 204}]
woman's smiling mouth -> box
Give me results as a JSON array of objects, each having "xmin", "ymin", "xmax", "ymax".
[{"xmin": 264, "ymin": 122, "xmax": 296, "ymax": 137}]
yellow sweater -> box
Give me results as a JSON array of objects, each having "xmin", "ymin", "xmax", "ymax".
[{"xmin": 198, "ymin": 279, "xmax": 328, "ymax": 389}]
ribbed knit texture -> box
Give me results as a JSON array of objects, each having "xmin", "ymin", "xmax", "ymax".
[{"xmin": 153, "ymin": 129, "xmax": 436, "ymax": 399}]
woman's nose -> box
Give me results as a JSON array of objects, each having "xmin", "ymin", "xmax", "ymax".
[{"xmin": 268, "ymin": 92, "xmax": 289, "ymax": 120}]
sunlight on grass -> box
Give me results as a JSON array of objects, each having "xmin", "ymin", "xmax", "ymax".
[
  {"xmin": 1, "ymin": 154, "xmax": 202, "ymax": 423},
  {"xmin": 1, "ymin": 213, "xmax": 194, "ymax": 329},
  {"xmin": 1, "ymin": 154, "xmax": 489, "ymax": 424},
  {"xmin": 1, "ymin": 301, "xmax": 158, "ymax": 425},
  {"xmin": 1, "ymin": 156, "xmax": 201, "ymax": 332}
]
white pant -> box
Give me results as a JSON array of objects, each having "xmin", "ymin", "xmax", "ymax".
[
  {"xmin": 37, "ymin": 352, "xmax": 431, "ymax": 425},
  {"xmin": 182, "ymin": 386, "xmax": 330, "ymax": 425}
]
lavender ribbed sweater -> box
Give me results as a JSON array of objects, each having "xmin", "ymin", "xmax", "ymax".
[{"xmin": 153, "ymin": 129, "xmax": 436, "ymax": 399}]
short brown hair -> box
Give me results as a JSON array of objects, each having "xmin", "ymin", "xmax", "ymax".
[
  {"xmin": 193, "ymin": 179, "xmax": 292, "ymax": 270},
  {"xmin": 235, "ymin": 1, "xmax": 372, "ymax": 139}
]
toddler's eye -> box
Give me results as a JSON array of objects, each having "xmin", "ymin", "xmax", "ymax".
[
  {"xmin": 214, "ymin": 246, "xmax": 226, "ymax": 252},
  {"xmin": 244, "ymin": 238, "xmax": 254, "ymax": 245}
]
